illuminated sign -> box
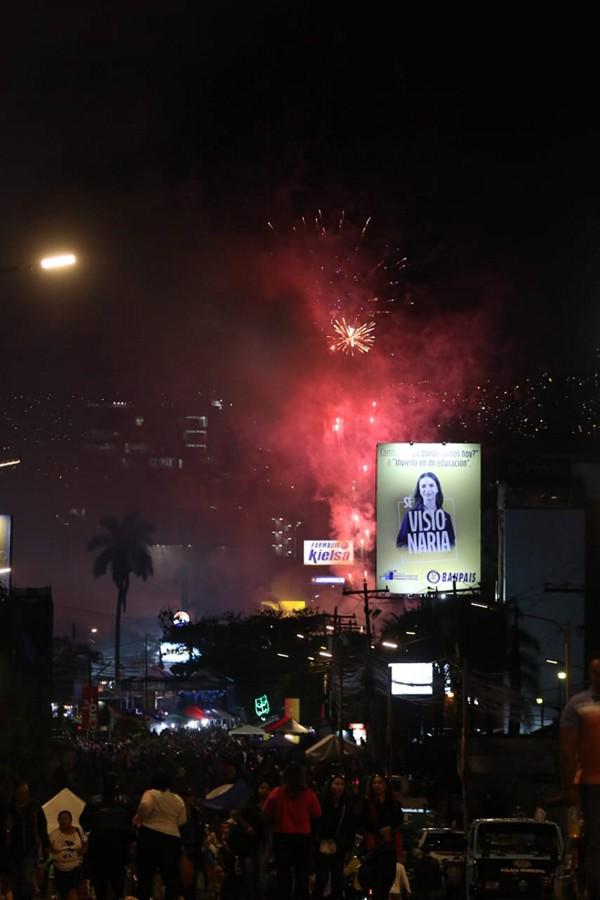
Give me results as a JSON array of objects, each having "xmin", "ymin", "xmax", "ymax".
[
  {"xmin": 349, "ymin": 722, "xmax": 367, "ymax": 743},
  {"xmin": 160, "ymin": 642, "xmax": 190, "ymax": 665},
  {"xmin": 311, "ymin": 576, "xmax": 346, "ymax": 584},
  {"xmin": 254, "ymin": 694, "xmax": 270, "ymax": 718},
  {"xmin": 173, "ymin": 610, "xmax": 190, "ymax": 626},
  {"xmin": 376, "ymin": 443, "xmax": 481, "ymax": 595},
  {"xmin": 303, "ymin": 540, "xmax": 354, "ymax": 566},
  {"xmin": 389, "ymin": 662, "xmax": 433, "ymax": 696}
]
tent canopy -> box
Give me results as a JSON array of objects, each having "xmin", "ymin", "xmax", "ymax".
[
  {"xmin": 229, "ymin": 724, "xmax": 266, "ymax": 736},
  {"xmin": 42, "ymin": 788, "xmax": 86, "ymax": 835},
  {"xmin": 304, "ymin": 734, "xmax": 361, "ymax": 762},
  {"xmin": 265, "ymin": 715, "xmax": 310, "ymax": 735}
]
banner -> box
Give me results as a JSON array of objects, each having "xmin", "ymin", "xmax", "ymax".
[
  {"xmin": 376, "ymin": 443, "xmax": 481, "ymax": 594},
  {"xmin": 0, "ymin": 516, "xmax": 11, "ymax": 593},
  {"xmin": 82, "ymin": 684, "xmax": 99, "ymax": 732},
  {"xmin": 284, "ymin": 697, "xmax": 300, "ymax": 720},
  {"xmin": 303, "ymin": 540, "xmax": 354, "ymax": 565}
]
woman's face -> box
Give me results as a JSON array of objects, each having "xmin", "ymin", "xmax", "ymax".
[
  {"xmin": 419, "ymin": 476, "xmax": 438, "ymax": 504},
  {"xmin": 15, "ymin": 783, "xmax": 29, "ymax": 805},
  {"xmin": 371, "ymin": 775, "xmax": 387, "ymax": 798},
  {"xmin": 330, "ymin": 776, "xmax": 345, "ymax": 800},
  {"xmin": 58, "ymin": 811, "xmax": 72, "ymax": 830},
  {"xmin": 257, "ymin": 781, "xmax": 271, "ymax": 802}
]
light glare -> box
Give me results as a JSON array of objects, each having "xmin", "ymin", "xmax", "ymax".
[
  {"xmin": 0, "ymin": 459, "xmax": 21, "ymax": 469},
  {"xmin": 40, "ymin": 254, "xmax": 77, "ymax": 270}
]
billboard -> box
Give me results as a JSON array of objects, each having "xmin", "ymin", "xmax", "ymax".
[
  {"xmin": 0, "ymin": 516, "xmax": 12, "ymax": 593},
  {"xmin": 377, "ymin": 443, "xmax": 480, "ymax": 594},
  {"xmin": 389, "ymin": 662, "xmax": 433, "ymax": 696},
  {"xmin": 303, "ymin": 540, "xmax": 354, "ymax": 566}
]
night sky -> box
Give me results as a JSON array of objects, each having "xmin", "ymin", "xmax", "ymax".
[{"xmin": 0, "ymin": 7, "xmax": 598, "ymax": 644}]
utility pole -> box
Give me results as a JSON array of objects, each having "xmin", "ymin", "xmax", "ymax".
[
  {"xmin": 385, "ymin": 664, "xmax": 393, "ymax": 777},
  {"xmin": 328, "ymin": 610, "xmax": 337, "ymax": 723},
  {"xmin": 333, "ymin": 607, "xmax": 347, "ymax": 762},
  {"xmin": 516, "ymin": 598, "xmax": 573, "ymax": 702},
  {"xmin": 343, "ymin": 579, "xmax": 389, "ymax": 759},
  {"xmin": 144, "ymin": 634, "xmax": 149, "ymax": 714},
  {"xmin": 544, "ymin": 582, "xmax": 582, "ymax": 700},
  {"xmin": 460, "ymin": 656, "xmax": 469, "ymax": 826}
]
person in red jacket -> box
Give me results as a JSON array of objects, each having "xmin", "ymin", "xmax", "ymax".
[
  {"xmin": 263, "ymin": 763, "xmax": 321, "ymax": 900},
  {"xmin": 361, "ymin": 773, "xmax": 404, "ymax": 900}
]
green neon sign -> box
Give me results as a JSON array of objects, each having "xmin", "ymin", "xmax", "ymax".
[{"xmin": 254, "ymin": 694, "xmax": 270, "ymax": 719}]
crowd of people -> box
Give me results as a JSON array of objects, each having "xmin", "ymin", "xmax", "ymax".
[{"xmin": 0, "ymin": 727, "xmax": 442, "ymax": 900}]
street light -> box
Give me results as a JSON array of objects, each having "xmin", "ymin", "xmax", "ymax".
[
  {"xmin": 39, "ymin": 253, "xmax": 77, "ymax": 270},
  {"xmin": 536, "ymin": 696, "xmax": 545, "ymax": 729},
  {"xmin": 514, "ymin": 606, "xmax": 572, "ymax": 701},
  {"xmin": 0, "ymin": 459, "xmax": 20, "ymax": 469}
]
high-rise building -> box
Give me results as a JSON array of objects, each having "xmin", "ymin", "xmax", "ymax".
[
  {"xmin": 271, "ymin": 517, "xmax": 302, "ymax": 558},
  {"xmin": 498, "ymin": 456, "xmax": 588, "ymax": 726},
  {"xmin": 83, "ymin": 399, "xmax": 214, "ymax": 471}
]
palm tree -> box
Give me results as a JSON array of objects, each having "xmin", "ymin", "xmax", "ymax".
[{"xmin": 87, "ymin": 513, "xmax": 155, "ymax": 686}]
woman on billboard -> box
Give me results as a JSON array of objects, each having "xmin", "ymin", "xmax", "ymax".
[{"xmin": 396, "ymin": 471, "xmax": 456, "ymax": 553}]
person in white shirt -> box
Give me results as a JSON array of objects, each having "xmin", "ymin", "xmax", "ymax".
[
  {"xmin": 134, "ymin": 771, "xmax": 187, "ymax": 900},
  {"xmin": 49, "ymin": 810, "xmax": 85, "ymax": 900}
]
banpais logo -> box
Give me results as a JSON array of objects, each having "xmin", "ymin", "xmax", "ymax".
[{"xmin": 427, "ymin": 570, "xmax": 477, "ymax": 584}]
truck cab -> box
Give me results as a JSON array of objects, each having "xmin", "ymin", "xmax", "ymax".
[{"xmin": 465, "ymin": 818, "xmax": 565, "ymax": 900}]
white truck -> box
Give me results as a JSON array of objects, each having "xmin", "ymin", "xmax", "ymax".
[{"xmin": 465, "ymin": 818, "xmax": 566, "ymax": 900}]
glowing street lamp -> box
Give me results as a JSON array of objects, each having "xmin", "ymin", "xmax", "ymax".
[
  {"xmin": 0, "ymin": 459, "xmax": 21, "ymax": 469},
  {"xmin": 39, "ymin": 253, "xmax": 77, "ymax": 270},
  {"xmin": 536, "ymin": 696, "xmax": 545, "ymax": 728}
]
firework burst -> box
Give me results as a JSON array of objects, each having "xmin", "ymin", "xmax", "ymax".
[
  {"xmin": 329, "ymin": 317, "xmax": 376, "ymax": 355},
  {"xmin": 267, "ymin": 210, "xmax": 410, "ymax": 355}
]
